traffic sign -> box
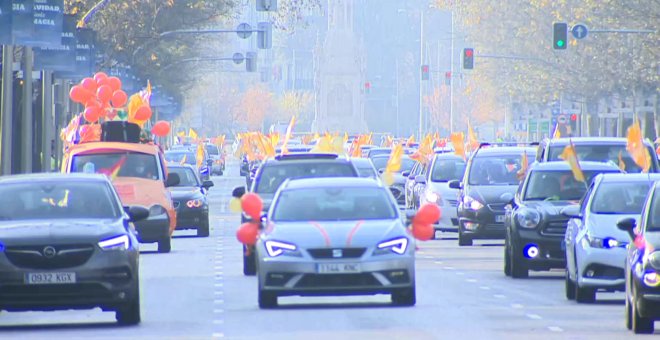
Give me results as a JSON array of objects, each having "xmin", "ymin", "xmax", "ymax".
[
  {"xmin": 571, "ymin": 24, "xmax": 588, "ymax": 39},
  {"xmin": 236, "ymin": 23, "xmax": 252, "ymax": 39},
  {"xmin": 557, "ymin": 114, "xmax": 567, "ymax": 124}
]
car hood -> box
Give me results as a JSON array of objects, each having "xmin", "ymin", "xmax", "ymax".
[
  {"xmin": 523, "ymin": 200, "xmax": 576, "ymax": 217},
  {"xmin": 586, "ymin": 213, "xmax": 638, "ymax": 241},
  {"xmin": 112, "ymin": 177, "xmax": 171, "ymax": 209},
  {"xmin": 0, "ymin": 219, "xmax": 125, "ymax": 246},
  {"xmin": 263, "ymin": 219, "xmax": 404, "ymax": 248},
  {"xmin": 468, "ymin": 185, "xmax": 517, "ymax": 204},
  {"xmin": 169, "ymin": 186, "xmax": 203, "ymax": 200}
]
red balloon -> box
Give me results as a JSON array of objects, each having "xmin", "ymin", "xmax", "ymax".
[
  {"xmin": 85, "ymin": 98, "xmax": 101, "ymax": 109},
  {"xmin": 241, "ymin": 193, "xmax": 263, "ymax": 221},
  {"xmin": 83, "ymin": 106, "xmax": 100, "ymax": 123},
  {"xmin": 151, "ymin": 120, "xmax": 171, "ymax": 137},
  {"xmin": 107, "ymin": 77, "xmax": 122, "ymax": 91},
  {"xmin": 111, "ymin": 90, "xmax": 127, "ymax": 107},
  {"xmin": 414, "ymin": 203, "xmax": 442, "ymax": 225},
  {"xmin": 93, "ymin": 72, "xmax": 108, "ymax": 83},
  {"xmin": 81, "ymin": 77, "xmax": 98, "ymax": 92},
  {"xmin": 134, "ymin": 105, "xmax": 152, "ymax": 121},
  {"xmin": 69, "ymin": 85, "xmax": 91, "ymax": 104},
  {"xmin": 236, "ymin": 222, "xmax": 259, "ymax": 245},
  {"xmin": 96, "ymin": 85, "xmax": 113, "ymax": 103},
  {"xmin": 412, "ymin": 222, "xmax": 434, "ymax": 241}
]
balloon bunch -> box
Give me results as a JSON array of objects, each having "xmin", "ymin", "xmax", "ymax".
[
  {"xmin": 233, "ymin": 193, "xmax": 263, "ymax": 246},
  {"xmin": 411, "ymin": 204, "xmax": 442, "ymax": 241},
  {"xmin": 69, "ymin": 72, "xmax": 127, "ymax": 123}
]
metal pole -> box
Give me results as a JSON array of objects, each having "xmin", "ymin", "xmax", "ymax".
[
  {"xmin": 42, "ymin": 70, "xmax": 52, "ymax": 172},
  {"xmin": 449, "ymin": 11, "xmax": 454, "ymax": 134},
  {"xmin": 22, "ymin": 47, "xmax": 33, "ymax": 174},
  {"xmin": 1, "ymin": 45, "xmax": 13, "ymax": 175},
  {"xmin": 418, "ymin": 10, "xmax": 424, "ymax": 140},
  {"xmin": 395, "ymin": 58, "xmax": 400, "ymax": 137}
]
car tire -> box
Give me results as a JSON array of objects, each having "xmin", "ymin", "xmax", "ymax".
[
  {"xmin": 197, "ymin": 219, "xmax": 210, "ymax": 237},
  {"xmin": 632, "ymin": 297, "xmax": 654, "ymax": 334},
  {"xmin": 565, "ymin": 270, "xmax": 576, "ymax": 300},
  {"xmin": 158, "ymin": 237, "xmax": 171, "ymax": 253},
  {"xmin": 575, "ymin": 285, "xmax": 595, "ymax": 303},
  {"xmin": 504, "ymin": 238, "xmax": 512, "ymax": 277},
  {"xmin": 625, "ymin": 293, "xmax": 633, "ymax": 330},
  {"xmin": 258, "ymin": 289, "xmax": 278, "ymax": 309},
  {"xmin": 392, "ymin": 287, "xmax": 416, "ymax": 306},
  {"xmin": 458, "ymin": 231, "xmax": 472, "ymax": 246},
  {"xmin": 510, "ymin": 242, "xmax": 528, "ymax": 279},
  {"xmin": 243, "ymin": 246, "xmax": 256, "ymax": 276},
  {"xmin": 116, "ymin": 291, "xmax": 141, "ymax": 326}
]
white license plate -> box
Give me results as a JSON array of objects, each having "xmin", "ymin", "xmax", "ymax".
[
  {"xmin": 317, "ymin": 263, "xmax": 361, "ymax": 274},
  {"xmin": 495, "ymin": 215, "xmax": 505, "ymax": 223},
  {"xmin": 25, "ymin": 272, "xmax": 76, "ymax": 284}
]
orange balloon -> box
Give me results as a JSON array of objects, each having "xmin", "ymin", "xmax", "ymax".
[
  {"xmin": 96, "ymin": 85, "xmax": 113, "ymax": 103},
  {"xmin": 236, "ymin": 222, "xmax": 259, "ymax": 245},
  {"xmin": 93, "ymin": 72, "xmax": 108, "ymax": 83},
  {"xmin": 81, "ymin": 77, "xmax": 98, "ymax": 92},
  {"xmin": 414, "ymin": 203, "xmax": 441, "ymax": 225},
  {"xmin": 412, "ymin": 222, "xmax": 434, "ymax": 241},
  {"xmin": 241, "ymin": 193, "xmax": 263, "ymax": 221},
  {"xmin": 107, "ymin": 77, "xmax": 122, "ymax": 92},
  {"xmin": 69, "ymin": 85, "xmax": 91, "ymax": 104},
  {"xmin": 83, "ymin": 106, "xmax": 100, "ymax": 123},
  {"xmin": 151, "ymin": 120, "xmax": 171, "ymax": 137},
  {"xmin": 111, "ymin": 90, "xmax": 127, "ymax": 107},
  {"xmin": 134, "ymin": 105, "xmax": 152, "ymax": 121}
]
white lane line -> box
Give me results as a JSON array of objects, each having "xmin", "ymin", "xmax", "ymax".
[
  {"xmin": 526, "ymin": 314, "xmax": 542, "ymax": 320},
  {"xmin": 214, "ymin": 283, "xmax": 224, "ymax": 287},
  {"xmin": 214, "ymin": 309, "xmax": 225, "ymax": 313},
  {"xmin": 213, "ymin": 320, "xmax": 225, "ymax": 324},
  {"xmin": 434, "ymin": 261, "xmax": 443, "ymax": 264},
  {"xmin": 493, "ymin": 294, "xmax": 506, "ymax": 299},
  {"xmin": 215, "ymin": 271, "xmax": 224, "ymax": 275},
  {"xmin": 456, "ymin": 272, "xmax": 464, "ymax": 275},
  {"xmin": 443, "ymin": 266, "xmax": 455, "ymax": 270},
  {"xmin": 511, "ymin": 303, "xmax": 524, "ymax": 309},
  {"xmin": 214, "ymin": 266, "xmax": 223, "ymax": 270},
  {"xmin": 214, "ymin": 299, "xmax": 225, "ymax": 304},
  {"xmin": 212, "ymin": 333, "xmax": 225, "ymax": 338},
  {"xmin": 466, "ymin": 278, "xmax": 477, "ymax": 283},
  {"xmin": 214, "ymin": 291, "xmax": 224, "ymax": 295},
  {"xmin": 548, "ymin": 326, "xmax": 563, "ymax": 332},
  {"xmin": 479, "ymin": 286, "xmax": 490, "ymax": 290}
]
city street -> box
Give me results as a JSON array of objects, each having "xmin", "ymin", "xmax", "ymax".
[{"xmin": 0, "ymin": 161, "xmax": 644, "ymax": 339}]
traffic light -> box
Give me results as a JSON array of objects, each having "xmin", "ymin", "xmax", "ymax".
[
  {"xmin": 421, "ymin": 65, "xmax": 429, "ymax": 80},
  {"xmin": 462, "ymin": 48, "xmax": 474, "ymax": 69},
  {"xmin": 569, "ymin": 113, "xmax": 578, "ymax": 135},
  {"xmin": 257, "ymin": 22, "xmax": 272, "ymax": 49},
  {"xmin": 553, "ymin": 22, "xmax": 568, "ymax": 50},
  {"xmin": 444, "ymin": 71, "xmax": 451, "ymax": 85},
  {"xmin": 364, "ymin": 82, "xmax": 371, "ymax": 94}
]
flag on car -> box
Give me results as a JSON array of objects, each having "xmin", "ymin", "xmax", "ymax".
[
  {"xmin": 382, "ymin": 144, "xmax": 403, "ymax": 186},
  {"xmin": 280, "ymin": 116, "xmax": 296, "ymax": 155},
  {"xmin": 626, "ymin": 119, "xmax": 651, "ymax": 173},
  {"xmin": 189, "ymin": 128, "xmax": 199, "ymax": 140},
  {"xmin": 516, "ymin": 152, "xmax": 529, "ymax": 181},
  {"xmin": 559, "ymin": 140, "xmax": 585, "ymax": 182},
  {"xmin": 450, "ymin": 132, "xmax": 466, "ymax": 160}
]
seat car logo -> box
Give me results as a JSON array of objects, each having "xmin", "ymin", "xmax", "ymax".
[
  {"xmin": 42, "ymin": 246, "xmax": 57, "ymax": 258},
  {"xmin": 332, "ymin": 249, "xmax": 343, "ymax": 258}
]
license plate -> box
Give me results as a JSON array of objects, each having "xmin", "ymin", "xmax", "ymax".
[
  {"xmin": 317, "ymin": 263, "xmax": 361, "ymax": 274},
  {"xmin": 495, "ymin": 215, "xmax": 505, "ymax": 223},
  {"xmin": 25, "ymin": 272, "xmax": 76, "ymax": 284}
]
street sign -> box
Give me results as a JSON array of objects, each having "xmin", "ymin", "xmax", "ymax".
[
  {"xmin": 571, "ymin": 24, "xmax": 588, "ymax": 39},
  {"xmin": 236, "ymin": 23, "xmax": 252, "ymax": 39},
  {"xmin": 232, "ymin": 52, "xmax": 244, "ymax": 65},
  {"xmin": 557, "ymin": 114, "xmax": 567, "ymax": 124}
]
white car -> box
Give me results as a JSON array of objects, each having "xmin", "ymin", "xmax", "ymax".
[
  {"xmin": 419, "ymin": 153, "xmax": 466, "ymax": 233},
  {"xmin": 563, "ymin": 173, "xmax": 660, "ymax": 303}
]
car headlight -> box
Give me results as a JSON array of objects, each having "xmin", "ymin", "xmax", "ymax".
[
  {"xmin": 463, "ymin": 196, "xmax": 484, "ymax": 210},
  {"xmin": 425, "ymin": 191, "xmax": 442, "ymax": 205},
  {"xmin": 186, "ymin": 199, "xmax": 204, "ymax": 208},
  {"xmin": 643, "ymin": 272, "xmax": 660, "ymax": 287},
  {"xmin": 98, "ymin": 235, "xmax": 129, "ymax": 251},
  {"xmin": 149, "ymin": 205, "xmax": 167, "ymax": 217},
  {"xmin": 516, "ymin": 208, "xmax": 541, "ymax": 229},
  {"xmin": 264, "ymin": 240, "xmax": 300, "ymax": 257},
  {"xmin": 581, "ymin": 235, "xmax": 622, "ymax": 249},
  {"xmin": 374, "ymin": 237, "xmax": 409, "ymax": 255}
]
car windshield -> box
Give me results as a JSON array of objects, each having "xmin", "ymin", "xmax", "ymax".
[
  {"xmin": 591, "ymin": 181, "xmax": 653, "ymax": 214},
  {"xmin": 255, "ymin": 163, "xmax": 357, "ymax": 194},
  {"xmin": 371, "ymin": 157, "xmax": 416, "ymax": 173},
  {"xmin": 272, "ymin": 187, "xmax": 397, "ymax": 222},
  {"xmin": 524, "ymin": 170, "xmax": 617, "ymax": 201},
  {"xmin": 167, "ymin": 167, "xmax": 200, "ymax": 187},
  {"xmin": 548, "ymin": 144, "xmax": 656, "ymax": 173},
  {"xmin": 468, "ymin": 154, "xmax": 532, "ymax": 185},
  {"xmin": 368, "ymin": 149, "xmax": 391, "ymax": 158},
  {"xmin": 356, "ymin": 166, "xmax": 377, "ymax": 178},
  {"xmin": 431, "ymin": 158, "xmax": 466, "ymax": 182},
  {"xmin": 165, "ymin": 151, "xmax": 196, "ymax": 166},
  {"xmin": 0, "ymin": 181, "xmax": 120, "ymax": 221},
  {"xmin": 649, "ymin": 189, "xmax": 660, "ymax": 231},
  {"xmin": 72, "ymin": 152, "xmax": 160, "ymax": 180},
  {"xmin": 205, "ymin": 145, "xmax": 220, "ymax": 155}
]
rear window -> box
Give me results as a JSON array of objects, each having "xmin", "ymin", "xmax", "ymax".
[
  {"xmin": 548, "ymin": 144, "xmax": 656, "ymax": 173},
  {"xmin": 591, "ymin": 181, "xmax": 653, "ymax": 214},
  {"xmin": 371, "ymin": 157, "xmax": 416, "ymax": 173},
  {"xmin": 165, "ymin": 151, "xmax": 196, "ymax": 166},
  {"xmin": 167, "ymin": 167, "xmax": 200, "ymax": 187},
  {"xmin": 72, "ymin": 152, "xmax": 160, "ymax": 180},
  {"xmin": 431, "ymin": 158, "xmax": 466, "ymax": 182},
  {"xmin": 524, "ymin": 170, "xmax": 619, "ymax": 201},
  {"xmin": 255, "ymin": 162, "xmax": 357, "ymax": 194},
  {"xmin": 205, "ymin": 145, "xmax": 219, "ymax": 155},
  {"xmin": 649, "ymin": 189, "xmax": 660, "ymax": 231},
  {"xmin": 468, "ymin": 153, "xmax": 533, "ymax": 186},
  {"xmin": 272, "ymin": 187, "xmax": 397, "ymax": 222}
]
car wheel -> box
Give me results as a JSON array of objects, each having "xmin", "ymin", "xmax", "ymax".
[
  {"xmin": 197, "ymin": 219, "xmax": 210, "ymax": 237},
  {"xmin": 565, "ymin": 269, "xmax": 576, "ymax": 300},
  {"xmin": 510, "ymin": 241, "xmax": 528, "ymax": 278},
  {"xmin": 625, "ymin": 293, "xmax": 633, "ymax": 330},
  {"xmin": 158, "ymin": 237, "xmax": 171, "ymax": 253},
  {"xmin": 115, "ymin": 290, "xmax": 141, "ymax": 325},
  {"xmin": 243, "ymin": 246, "xmax": 256, "ymax": 276},
  {"xmin": 504, "ymin": 238, "xmax": 512, "ymax": 277},
  {"xmin": 575, "ymin": 285, "xmax": 595, "ymax": 303},
  {"xmin": 458, "ymin": 231, "xmax": 472, "ymax": 246},
  {"xmin": 632, "ymin": 296, "xmax": 654, "ymax": 334},
  {"xmin": 258, "ymin": 289, "xmax": 278, "ymax": 309},
  {"xmin": 392, "ymin": 287, "xmax": 416, "ymax": 306}
]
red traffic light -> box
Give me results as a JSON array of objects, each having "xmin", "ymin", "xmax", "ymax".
[
  {"xmin": 465, "ymin": 49, "xmax": 473, "ymax": 57},
  {"xmin": 570, "ymin": 114, "xmax": 577, "ymax": 121},
  {"xmin": 364, "ymin": 82, "xmax": 371, "ymax": 89},
  {"xmin": 422, "ymin": 65, "xmax": 429, "ymax": 72}
]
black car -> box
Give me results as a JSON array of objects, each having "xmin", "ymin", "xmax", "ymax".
[
  {"xmin": 231, "ymin": 153, "xmax": 360, "ymax": 276},
  {"xmin": 449, "ymin": 146, "xmax": 537, "ymax": 246},
  {"xmin": 371, "ymin": 154, "xmax": 417, "ymax": 207},
  {"xmin": 167, "ymin": 164, "xmax": 214, "ymax": 237},
  {"xmin": 504, "ymin": 161, "xmax": 621, "ymax": 278},
  {"xmin": 0, "ymin": 173, "xmax": 148, "ymax": 325},
  {"xmin": 618, "ymin": 181, "xmax": 660, "ymax": 333}
]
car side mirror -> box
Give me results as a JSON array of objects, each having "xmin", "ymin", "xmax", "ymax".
[
  {"xmin": 402, "ymin": 170, "xmax": 410, "ymax": 177},
  {"xmin": 232, "ymin": 186, "xmax": 246, "ymax": 198},
  {"xmin": 560, "ymin": 205, "xmax": 582, "ymax": 219},
  {"xmin": 202, "ymin": 180, "xmax": 214, "ymax": 190},
  {"xmin": 124, "ymin": 205, "xmax": 150, "ymax": 222},
  {"xmin": 617, "ymin": 217, "xmax": 637, "ymax": 240},
  {"xmin": 165, "ymin": 173, "xmax": 180, "ymax": 187},
  {"xmin": 448, "ymin": 180, "xmax": 462, "ymax": 190},
  {"xmin": 414, "ymin": 175, "xmax": 426, "ymax": 184}
]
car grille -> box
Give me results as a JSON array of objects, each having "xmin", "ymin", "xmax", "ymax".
[
  {"xmin": 295, "ymin": 273, "xmax": 381, "ymax": 288},
  {"xmin": 4, "ymin": 244, "xmax": 94, "ymax": 269},
  {"xmin": 447, "ymin": 199, "xmax": 458, "ymax": 207},
  {"xmin": 307, "ymin": 248, "xmax": 366, "ymax": 259},
  {"xmin": 487, "ymin": 203, "xmax": 508, "ymax": 212},
  {"xmin": 540, "ymin": 220, "xmax": 569, "ymax": 236}
]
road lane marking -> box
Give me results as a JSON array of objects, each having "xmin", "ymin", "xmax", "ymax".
[
  {"xmin": 215, "ymin": 283, "xmax": 224, "ymax": 287},
  {"xmin": 212, "ymin": 333, "xmax": 224, "ymax": 338},
  {"xmin": 434, "ymin": 261, "xmax": 443, "ymax": 264},
  {"xmin": 443, "ymin": 266, "xmax": 455, "ymax": 270},
  {"xmin": 548, "ymin": 326, "xmax": 563, "ymax": 332},
  {"xmin": 214, "ymin": 266, "xmax": 223, "ymax": 270},
  {"xmin": 214, "ymin": 309, "xmax": 224, "ymax": 313},
  {"xmin": 493, "ymin": 294, "xmax": 506, "ymax": 299},
  {"xmin": 466, "ymin": 278, "xmax": 477, "ymax": 283},
  {"xmin": 213, "ymin": 320, "xmax": 224, "ymax": 324},
  {"xmin": 526, "ymin": 314, "xmax": 542, "ymax": 320},
  {"xmin": 214, "ymin": 299, "xmax": 224, "ymax": 304},
  {"xmin": 215, "ymin": 291, "xmax": 224, "ymax": 295},
  {"xmin": 479, "ymin": 286, "xmax": 490, "ymax": 290},
  {"xmin": 511, "ymin": 303, "xmax": 524, "ymax": 309},
  {"xmin": 456, "ymin": 272, "xmax": 464, "ymax": 275}
]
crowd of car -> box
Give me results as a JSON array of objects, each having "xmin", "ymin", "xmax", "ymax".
[{"xmin": 234, "ymin": 135, "xmax": 660, "ymax": 334}]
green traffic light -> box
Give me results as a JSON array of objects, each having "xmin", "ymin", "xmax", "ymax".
[{"xmin": 557, "ymin": 40, "xmax": 565, "ymax": 47}]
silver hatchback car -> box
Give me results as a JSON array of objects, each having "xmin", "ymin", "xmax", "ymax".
[{"xmin": 256, "ymin": 177, "xmax": 416, "ymax": 308}]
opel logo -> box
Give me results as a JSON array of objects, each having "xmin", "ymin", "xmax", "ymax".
[
  {"xmin": 42, "ymin": 246, "xmax": 57, "ymax": 258},
  {"xmin": 332, "ymin": 249, "xmax": 343, "ymax": 258}
]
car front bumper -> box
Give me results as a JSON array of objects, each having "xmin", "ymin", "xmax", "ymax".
[
  {"xmin": 174, "ymin": 208, "xmax": 208, "ymax": 230},
  {"xmin": 458, "ymin": 207, "xmax": 506, "ymax": 239},
  {"xmin": 576, "ymin": 244, "xmax": 626, "ymax": 290},
  {"xmin": 634, "ymin": 279, "xmax": 660, "ymax": 319},
  {"xmin": 515, "ymin": 230, "xmax": 566, "ymax": 270}
]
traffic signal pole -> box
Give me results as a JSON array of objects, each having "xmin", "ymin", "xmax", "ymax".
[{"xmin": 1, "ymin": 45, "xmax": 13, "ymax": 175}]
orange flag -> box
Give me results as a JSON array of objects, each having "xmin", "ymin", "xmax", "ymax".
[
  {"xmin": 626, "ymin": 119, "xmax": 651, "ymax": 173},
  {"xmin": 467, "ymin": 120, "xmax": 479, "ymax": 152},
  {"xmin": 559, "ymin": 140, "xmax": 585, "ymax": 182},
  {"xmin": 450, "ymin": 132, "xmax": 466, "ymax": 160}
]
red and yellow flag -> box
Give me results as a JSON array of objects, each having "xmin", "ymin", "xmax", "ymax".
[
  {"xmin": 559, "ymin": 140, "xmax": 585, "ymax": 182},
  {"xmin": 382, "ymin": 144, "xmax": 404, "ymax": 185},
  {"xmin": 516, "ymin": 151, "xmax": 528, "ymax": 181},
  {"xmin": 467, "ymin": 121, "xmax": 479, "ymax": 152}
]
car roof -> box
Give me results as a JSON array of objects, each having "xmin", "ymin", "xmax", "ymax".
[
  {"xmin": 0, "ymin": 172, "xmax": 110, "ymax": 183},
  {"xmin": 433, "ymin": 153, "xmax": 465, "ymax": 160},
  {"xmin": 264, "ymin": 153, "xmax": 350, "ymax": 163},
  {"xmin": 529, "ymin": 161, "xmax": 621, "ymax": 171},
  {"xmin": 350, "ymin": 157, "xmax": 374, "ymax": 165},
  {"xmin": 546, "ymin": 137, "xmax": 654, "ymax": 146},
  {"xmin": 166, "ymin": 164, "xmax": 197, "ymax": 170},
  {"xmin": 474, "ymin": 147, "xmax": 536, "ymax": 155},
  {"xmin": 598, "ymin": 173, "xmax": 660, "ymax": 182},
  {"xmin": 281, "ymin": 177, "xmax": 385, "ymax": 190},
  {"xmin": 67, "ymin": 141, "xmax": 161, "ymax": 155}
]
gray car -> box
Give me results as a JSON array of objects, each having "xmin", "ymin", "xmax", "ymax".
[
  {"xmin": 256, "ymin": 177, "xmax": 416, "ymax": 308},
  {"xmin": 0, "ymin": 173, "xmax": 147, "ymax": 325}
]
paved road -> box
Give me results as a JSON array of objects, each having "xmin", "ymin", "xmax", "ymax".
[{"xmin": 0, "ymin": 161, "xmax": 646, "ymax": 339}]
